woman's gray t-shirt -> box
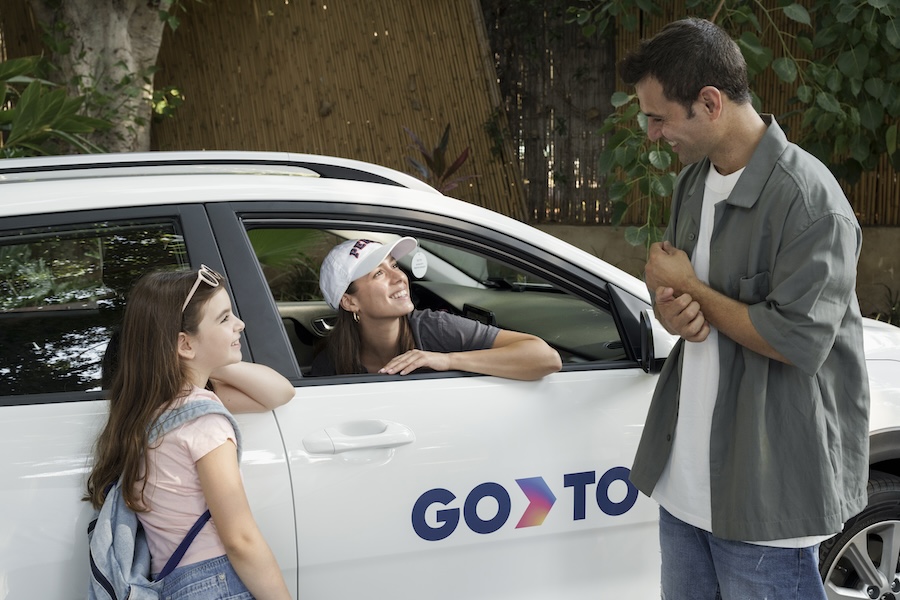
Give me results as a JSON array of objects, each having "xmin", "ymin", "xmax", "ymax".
[{"xmin": 309, "ymin": 309, "xmax": 500, "ymax": 376}]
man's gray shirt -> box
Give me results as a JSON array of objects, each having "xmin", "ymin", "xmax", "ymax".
[{"xmin": 630, "ymin": 116, "xmax": 870, "ymax": 541}]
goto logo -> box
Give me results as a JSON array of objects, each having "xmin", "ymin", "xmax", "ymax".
[{"xmin": 411, "ymin": 466, "xmax": 637, "ymax": 541}]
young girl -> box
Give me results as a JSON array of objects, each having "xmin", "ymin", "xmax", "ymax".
[
  {"xmin": 311, "ymin": 237, "xmax": 562, "ymax": 378},
  {"xmin": 86, "ymin": 265, "xmax": 294, "ymax": 599}
]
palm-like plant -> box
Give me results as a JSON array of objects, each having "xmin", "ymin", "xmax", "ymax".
[
  {"xmin": 1, "ymin": 56, "xmax": 109, "ymax": 157},
  {"xmin": 404, "ymin": 124, "xmax": 478, "ymax": 194}
]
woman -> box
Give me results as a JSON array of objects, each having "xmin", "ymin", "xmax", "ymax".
[
  {"xmin": 311, "ymin": 237, "xmax": 562, "ymax": 378},
  {"xmin": 86, "ymin": 265, "xmax": 294, "ymax": 599}
]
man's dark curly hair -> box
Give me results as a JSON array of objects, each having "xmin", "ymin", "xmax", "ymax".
[{"xmin": 618, "ymin": 18, "xmax": 751, "ymax": 116}]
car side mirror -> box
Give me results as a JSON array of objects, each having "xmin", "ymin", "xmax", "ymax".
[{"xmin": 640, "ymin": 309, "xmax": 674, "ymax": 373}]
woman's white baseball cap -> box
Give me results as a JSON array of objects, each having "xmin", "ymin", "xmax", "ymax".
[{"xmin": 319, "ymin": 237, "xmax": 418, "ymax": 309}]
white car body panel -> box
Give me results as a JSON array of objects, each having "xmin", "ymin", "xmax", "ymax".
[
  {"xmin": 279, "ymin": 372, "xmax": 660, "ymax": 598},
  {"xmin": 1, "ymin": 151, "xmax": 899, "ymax": 599}
]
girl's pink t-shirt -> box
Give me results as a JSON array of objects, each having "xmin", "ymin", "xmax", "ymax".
[{"xmin": 136, "ymin": 387, "xmax": 238, "ymax": 574}]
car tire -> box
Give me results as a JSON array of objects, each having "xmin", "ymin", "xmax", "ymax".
[{"xmin": 819, "ymin": 470, "xmax": 900, "ymax": 599}]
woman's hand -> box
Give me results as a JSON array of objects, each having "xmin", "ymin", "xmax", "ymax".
[
  {"xmin": 379, "ymin": 330, "xmax": 561, "ymax": 380},
  {"xmin": 379, "ymin": 349, "xmax": 451, "ymax": 375}
]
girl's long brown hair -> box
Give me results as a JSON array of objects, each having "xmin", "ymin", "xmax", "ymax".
[
  {"xmin": 85, "ymin": 268, "xmax": 226, "ymax": 511},
  {"xmin": 327, "ymin": 281, "xmax": 415, "ymax": 374}
]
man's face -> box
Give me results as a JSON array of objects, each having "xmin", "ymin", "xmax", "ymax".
[{"xmin": 634, "ymin": 77, "xmax": 710, "ymax": 165}]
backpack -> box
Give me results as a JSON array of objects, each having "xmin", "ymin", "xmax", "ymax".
[{"xmin": 87, "ymin": 398, "xmax": 243, "ymax": 600}]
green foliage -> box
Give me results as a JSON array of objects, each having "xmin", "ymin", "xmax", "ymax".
[
  {"xmin": 598, "ymin": 91, "xmax": 677, "ymax": 246},
  {"xmin": 36, "ymin": 4, "xmax": 187, "ymax": 148},
  {"xmin": 483, "ymin": 109, "xmax": 506, "ymax": 160},
  {"xmin": 404, "ymin": 124, "xmax": 479, "ymax": 194},
  {"xmin": 248, "ymin": 229, "xmax": 327, "ymax": 302},
  {"xmin": 567, "ymin": 0, "xmax": 660, "ymax": 37},
  {"xmin": 572, "ymin": 0, "xmax": 900, "ymax": 247},
  {"xmin": 0, "ymin": 56, "xmax": 109, "ymax": 157}
]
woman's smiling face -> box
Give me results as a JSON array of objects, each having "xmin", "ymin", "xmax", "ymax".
[{"xmin": 346, "ymin": 257, "xmax": 415, "ymax": 320}]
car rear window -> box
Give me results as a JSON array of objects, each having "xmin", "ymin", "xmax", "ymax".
[{"xmin": 0, "ymin": 221, "xmax": 187, "ymax": 397}]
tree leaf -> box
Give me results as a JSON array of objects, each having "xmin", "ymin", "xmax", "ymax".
[
  {"xmin": 659, "ymin": 173, "xmax": 676, "ymax": 196},
  {"xmin": 608, "ymin": 181, "xmax": 631, "ymax": 202},
  {"xmin": 624, "ymin": 226, "xmax": 647, "ymax": 247},
  {"xmin": 813, "ymin": 25, "xmax": 840, "ymax": 49},
  {"xmin": 864, "ymin": 77, "xmax": 885, "ymax": 99},
  {"xmin": 796, "ymin": 85, "xmax": 814, "ymax": 104},
  {"xmin": 837, "ymin": 46, "xmax": 870, "ymax": 78},
  {"xmin": 826, "ymin": 68, "xmax": 843, "ymax": 92},
  {"xmin": 859, "ymin": 100, "xmax": 884, "ymax": 132},
  {"xmin": 886, "ymin": 123, "xmax": 898, "ymax": 155},
  {"xmin": 815, "ymin": 112, "xmax": 837, "ymax": 133},
  {"xmin": 405, "ymin": 156, "xmax": 429, "ymax": 179},
  {"xmin": 648, "ymin": 149, "xmax": 671, "ymax": 170},
  {"xmin": 0, "ymin": 57, "xmax": 40, "ymax": 83},
  {"xmin": 649, "ymin": 176, "xmax": 669, "ymax": 197},
  {"xmin": 835, "ymin": 4, "xmax": 859, "ymax": 23},
  {"xmin": 575, "ymin": 8, "xmax": 590, "ymax": 25},
  {"xmin": 816, "ymin": 91, "xmax": 843, "ymax": 114},
  {"xmin": 782, "ymin": 3, "xmax": 811, "ymax": 26},
  {"xmin": 610, "ymin": 200, "xmax": 629, "ymax": 226},
  {"xmin": 737, "ymin": 32, "xmax": 773, "ymax": 74},
  {"xmin": 442, "ymin": 147, "xmax": 470, "ymax": 181},
  {"xmin": 772, "ymin": 57, "xmax": 798, "ymax": 83},
  {"xmin": 850, "ymin": 137, "xmax": 870, "ymax": 163},
  {"xmin": 886, "ymin": 18, "xmax": 900, "ymax": 49},
  {"xmin": 611, "ymin": 91, "xmax": 632, "ymax": 108},
  {"xmin": 598, "ymin": 148, "xmax": 617, "ymax": 175}
]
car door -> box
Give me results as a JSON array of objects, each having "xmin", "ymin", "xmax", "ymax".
[
  {"xmin": 0, "ymin": 205, "xmax": 297, "ymax": 598},
  {"xmin": 216, "ymin": 201, "xmax": 662, "ymax": 599}
]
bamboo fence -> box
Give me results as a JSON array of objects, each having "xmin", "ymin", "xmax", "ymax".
[{"xmin": 1, "ymin": 0, "xmax": 897, "ymax": 225}]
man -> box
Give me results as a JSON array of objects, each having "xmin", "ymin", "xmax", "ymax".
[{"xmin": 621, "ymin": 17, "xmax": 870, "ymax": 599}]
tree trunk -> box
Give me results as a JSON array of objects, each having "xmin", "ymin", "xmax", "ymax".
[{"xmin": 26, "ymin": 0, "xmax": 172, "ymax": 153}]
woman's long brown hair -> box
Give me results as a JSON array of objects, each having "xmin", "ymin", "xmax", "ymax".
[
  {"xmin": 327, "ymin": 281, "xmax": 415, "ymax": 374},
  {"xmin": 85, "ymin": 268, "xmax": 225, "ymax": 511}
]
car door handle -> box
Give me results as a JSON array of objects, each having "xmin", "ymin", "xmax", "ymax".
[{"xmin": 302, "ymin": 420, "xmax": 416, "ymax": 454}]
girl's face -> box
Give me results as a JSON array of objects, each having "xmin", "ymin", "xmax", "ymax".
[
  {"xmin": 345, "ymin": 257, "xmax": 414, "ymax": 320},
  {"xmin": 188, "ymin": 287, "xmax": 245, "ymax": 371}
]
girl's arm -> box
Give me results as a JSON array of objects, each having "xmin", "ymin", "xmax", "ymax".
[
  {"xmin": 197, "ymin": 442, "xmax": 292, "ymax": 600},
  {"xmin": 209, "ymin": 361, "xmax": 295, "ymax": 414},
  {"xmin": 380, "ymin": 330, "xmax": 562, "ymax": 380}
]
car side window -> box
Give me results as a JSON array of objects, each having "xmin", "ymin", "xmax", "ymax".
[
  {"xmin": 0, "ymin": 221, "xmax": 187, "ymax": 397},
  {"xmin": 247, "ymin": 227, "xmax": 626, "ymax": 376}
]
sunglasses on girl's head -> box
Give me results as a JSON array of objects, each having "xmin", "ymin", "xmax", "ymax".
[{"xmin": 181, "ymin": 264, "xmax": 223, "ymax": 312}]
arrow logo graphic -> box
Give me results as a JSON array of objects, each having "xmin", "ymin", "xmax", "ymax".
[{"xmin": 515, "ymin": 476, "xmax": 556, "ymax": 528}]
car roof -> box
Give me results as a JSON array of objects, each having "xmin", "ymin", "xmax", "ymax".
[
  {"xmin": 0, "ymin": 151, "xmax": 651, "ymax": 301},
  {"xmin": 0, "ymin": 150, "xmax": 439, "ymax": 191}
]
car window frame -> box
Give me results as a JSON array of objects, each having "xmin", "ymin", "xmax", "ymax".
[
  {"xmin": 0, "ymin": 204, "xmax": 219, "ymax": 407},
  {"xmin": 209, "ymin": 201, "xmax": 646, "ymax": 387}
]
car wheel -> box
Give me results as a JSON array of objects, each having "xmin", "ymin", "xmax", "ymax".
[{"xmin": 819, "ymin": 470, "xmax": 900, "ymax": 599}]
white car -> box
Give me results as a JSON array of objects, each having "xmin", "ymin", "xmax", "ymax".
[{"xmin": 1, "ymin": 152, "xmax": 898, "ymax": 600}]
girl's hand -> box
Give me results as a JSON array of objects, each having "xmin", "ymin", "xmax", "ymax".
[{"xmin": 210, "ymin": 361, "xmax": 295, "ymax": 413}]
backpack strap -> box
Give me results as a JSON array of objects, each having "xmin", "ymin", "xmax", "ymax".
[
  {"xmin": 156, "ymin": 509, "xmax": 211, "ymax": 579},
  {"xmin": 150, "ymin": 398, "xmax": 243, "ymax": 461}
]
